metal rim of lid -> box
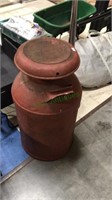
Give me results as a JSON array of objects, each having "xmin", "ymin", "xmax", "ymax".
[{"xmin": 14, "ymin": 37, "xmax": 80, "ymax": 79}]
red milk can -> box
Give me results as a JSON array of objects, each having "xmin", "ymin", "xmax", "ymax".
[{"xmin": 11, "ymin": 37, "xmax": 82, "ymax": 160}]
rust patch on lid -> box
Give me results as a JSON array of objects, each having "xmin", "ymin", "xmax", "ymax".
[{"xmin": 23, "ymin": 37, "xmax": 71, "ymax": 64}]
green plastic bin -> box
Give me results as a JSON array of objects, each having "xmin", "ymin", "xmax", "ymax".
[{"xmin": 33, "ymin": 0, "xmax": 96, "ymax": 37}]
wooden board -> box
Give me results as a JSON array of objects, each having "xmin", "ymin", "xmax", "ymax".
[
  {"xmin": 76, "ymin": 84, "xmax": 112, "ymax": 124},
  {"xmin": 48, "ymin": 0, "xmax": 64, "ymax": 4}
]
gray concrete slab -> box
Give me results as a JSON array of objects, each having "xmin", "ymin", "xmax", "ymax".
[{"xmin": 1, "ymin": 100, "xmax": 112, "ymax": 200}]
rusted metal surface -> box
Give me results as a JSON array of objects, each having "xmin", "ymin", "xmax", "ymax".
[
  {"xmin": 23, "ymin": 37, "xmax": 71, "ymax": 64},
  {"xmin": 12, "ymin": 37, "xmax": 82, "ymax": 160},
  {"xmin": 14, "ymin": 37, "xmax": 80, "ymax": 79}
]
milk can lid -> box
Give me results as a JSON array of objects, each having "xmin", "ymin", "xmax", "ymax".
[{"xmin": 14, "ymin": 37, "xmax": 80, "ymax": 79}]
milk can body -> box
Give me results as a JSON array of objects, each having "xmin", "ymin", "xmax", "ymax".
[{"xmin": 11, "ymin": 37, "xmax": 82, "ymax": 160}]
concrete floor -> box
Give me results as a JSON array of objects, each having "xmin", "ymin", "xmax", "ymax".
[{"xmin": 1, "ymin": 100, "xmax": 112, "ymax": 200}]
